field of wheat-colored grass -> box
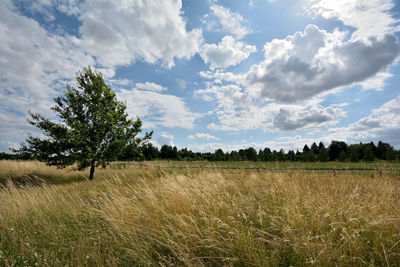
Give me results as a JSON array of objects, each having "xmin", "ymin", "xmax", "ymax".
[{"xmin": 0, "ymin": 160, "xmax": 400, "ymax": 266}]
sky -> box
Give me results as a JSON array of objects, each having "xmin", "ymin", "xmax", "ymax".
[{"xmin": 1, "ymin": 0, "xmax": 400, "ymax": 153}]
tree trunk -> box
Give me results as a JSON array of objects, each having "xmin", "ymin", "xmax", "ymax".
[{"xmin": 89, "ymin": 161, "xmax": 95, "ymax": 181}]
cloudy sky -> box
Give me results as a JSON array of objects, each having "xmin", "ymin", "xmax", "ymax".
[{"xmin": 1, "ymin": 0, "xmax": 400, "ymax": 153}]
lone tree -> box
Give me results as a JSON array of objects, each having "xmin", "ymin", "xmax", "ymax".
[{"xmin": 14, "ymin": 67, "xmax": 152, "ymax": 180}]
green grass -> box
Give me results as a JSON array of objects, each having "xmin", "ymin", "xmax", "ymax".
[
  {"xmin": 122, "ymin": 160, "xmax": 400, "ymax": 169},
  {"xmin": 1, "ymin": 160, "xmax": 400, "ymax": 266}
]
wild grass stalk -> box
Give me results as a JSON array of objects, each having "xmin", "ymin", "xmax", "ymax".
[{"xmin": 0, "ymin": 161, "xmax": 399, "ymax": 266}]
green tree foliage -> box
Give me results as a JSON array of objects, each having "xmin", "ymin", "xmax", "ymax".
[
  {"xmin": 318, "ymin": 147, "xmax": 329, "ymax": 162},
  {"xmin": 311, "ymin": 142, "xmax": 319, "ymax": 155},
  {"xmin": 14, "ymin": 67, "xmax": 151, "ymax": 180},
  {"xmin": 376, "ymin": 141, "xmax": 396, "ymax": 160},
  {"xmin": 287, "ymin": 150, "xmax": 296, "ymax": 161},
  {"xmin": 302, "ymin": 151, "xmax": 317, "ymax": 162},
  {"xmin": 349, "ymin": 146, "xmax": 360, "ymax": 162},
  {"xmin": 303, "ymin": 144, "xmax": 310, "ymax": 153},
  {"xmin": 246, "ymin": 147, "xmax": 258, "ymax": 161},
  {"xmin": 328, "ymin": 141, "xmax": 348, "ymax": 161},
  {"xmin": 214, "ymin": 149, "xmax": 225, "ymax": 161},
  {"xmin": 318, "ymin": 142, "xmax": 325, "ymax": 151},
  {"xmin": 363, "ymin": 146, "xmax": 375, "ymax": 161},
  {"xmin": 338, "ymin": 151, "xmax": 348, "ymax": 162},
  {"xmin": 141, "ymin": 143, "xmax": 160, "ymax": 160}
]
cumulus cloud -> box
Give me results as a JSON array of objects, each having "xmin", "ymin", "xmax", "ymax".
[
  {"xmin": 200, "ymin": 35, "xmax": 256, "ymax": 69},
  {"xmin": 136, "ymin": 82, "xmax": 167, "ymax": 92},
  {"xmin": 199, "ymin": 70, "xmax": 244, "ymax": 84},
  {"xmin": 209, "ymin": 4, "xmax": 250, "ymax": 39},
  {"xmin": 188, "ymin": 133, "xmax": 220, "ymax": 140},
  {"xmin": 197, "ymin": 81, "xmax": 346, "ymax": 132},
  {"xmin": 118, "ymin": 88, "xmax": 200, "ymax": 130},
  {"xmin": 305, "ymin": 0, "xmax": 400, "ymax": 38},
  {"xmin": 245, "ymin": 24, "xmax": 400, "ymax": 102},
  {"xmin": 273, "ymin": 105, "xmax": 345, "ymax": 131},
  {"xmin": 0, "ymin": 0, "xmax": 95, "ymax": 115},
  {"xmin": 157, "ymin": 132, "xmax": 174, "ymax": 146},
  {"xmin": 327, "ymin": 96, "xmax": 400, "ymax": 147},
  {"xmin": 196, "ymin": 83, "xmax": 269, "ymax": 131},
  {"xmin": 15, "ymin": 0, "xmax": 81, "ymax": 18},
  {"xmin": 78, "ymin": 0, "xmax": 203, "ymax": 68},
  {"xmin": 0, "ymin": 0, "xmax": 205, "ymax": 151},
  {"xmin": 357, "ymin": 71, "xmax": 393, "ymax": 91}
]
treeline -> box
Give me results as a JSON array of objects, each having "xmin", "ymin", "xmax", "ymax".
[
  {"xmin": 2, "ymin": 140, "xmax": 399, "ymax": 162},
  {"xmin": 120, "ymin": 140, "xmax": 399, "ymax": 162}
]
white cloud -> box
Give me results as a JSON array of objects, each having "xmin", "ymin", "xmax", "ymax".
[
  {"xmin": 0, "ymin": 1, "xmax": 100, "ymax": 152},
  {"xmin": 196, "ymin": 83, "xmax": 268, "ymax": 131},
  {"xmin": 18, "ymin": 0, "xmax": 81, "ymax": 17},
  {"xmin": 201, "ymin": 1, "xmax": 400, "ymax": 103},
  {"xmin": 245, "ymin": 24, "xmax": 400, "ymax": 102},
  {"xmin": 157, "ymin": 132, "xmax": 174, "ymax": 146},
  {"xmin": 108, "ymin": 79, "xmax": 134, "ymax": 87},
  {"xmin": 199, "ymin": 70, "xmax": 244, "ymax": 84},
  {"xmin": 188, "ymin": 96, "xmax": 400, "ymax": 152},
  {"xmin": 0, "ymin": 0, "xmax": 206, "ymax": 151},
  {"xmin": 78, "ymin": 0, "xmax": 203, "ymax": 68},
  {"xmin": 305, "ymin": 0, "xmax": 400, "ymax": 38},
  {"xmin": 136, "ymin": 82, "xmax": 167, "ymax": 92},
  {"xmin": 54, "ymin": 0, "xmax": 80, "ymax": 16},
  {"xmin": 188, "ymin": 133, "xmax": 220, "ymax": 140},
  {"xmin": 0, "ymin": 0, "xmax": 95, "ymax": 116},
  {"xmin": 326, "ymin": 95, "xmax": 400, "ymax": 147},
  {"xmin": 357, "ymin": 71, "xmax": 392, "ymax": 91},
  {"xmin": 200, "ymin": 35, "xmax": 256, "ymax": 69},
  {"xmin": 272, "ymin": 105, "xmax": 345, "ymax": 131},
  {"xmin": 209, "ymin": 4, "xmax": 250, "ymax": 39},
  {"xmin": 118, "ymin": 88, "xmax": 201, "ymax": 130},
  {"xmin": 197, "ymin": 81, "xmax": 345, "ymax": 132}
]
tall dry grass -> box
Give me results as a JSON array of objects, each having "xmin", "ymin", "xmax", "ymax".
[
  {"xmin": 0, "ymin": 160, "xmax": 161, "ymax": 185},
  {"xmin": 0, "ymin": 161, "xmax": 399, "ymax": 266}
]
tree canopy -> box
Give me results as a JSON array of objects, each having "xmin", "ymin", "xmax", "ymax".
[{"xmin": 15, "ymin": 67, "xmax": 151, "ymax": 180}]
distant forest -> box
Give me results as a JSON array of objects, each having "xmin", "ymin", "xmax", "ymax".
[
  {"xmin": 1, "ymin": 140, "xmax": 399, "ymax": 162},
  {"xmin": 121, "ymin": 140, "xmax": 398, "ymax": 162}
]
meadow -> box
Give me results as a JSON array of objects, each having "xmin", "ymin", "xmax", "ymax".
[{"xmin": 0, "ymin": 160, "xmax": 400, "ymax": 266}]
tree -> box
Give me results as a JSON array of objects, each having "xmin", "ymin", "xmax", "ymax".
[
  {"xmin": 318, "ymin": 147, "xmax": 329, "ymax": 162},
  {"xmin": 261, "ymin": 148, "xmax": 272, "ymax": 161},
  {"xmin": 349, "ymin": 147, "xmax": 360, "ymax": 162},
  {"xmin": 363, "ymin": 146, "xmax": 375, "ymax": 162},
  {"xmin": 338, "ymin": 151, "xmax": 348, "ymax": 162},
  {"xmin": 318, "ymin": 142, "xmax": 325, "ymax": 151},
  {"xmin": 311, "ymin": 142, "xmax": 319, "ymax": 155},
  {"xmin": 302, "ymin": 150, "xmax": 316, "ymax": 162},
  {"xmin": 246, "ymin": 147, "xmax": 258, "ymax": 161},
  {"xmin": 14, "ymin": 67, "xmax": 152, "ymax": 180},
  {"xmin": 303, "ymin": 144, "xmax": 310, "ymax": 153},
  {"xmin": 142, "ymin": 143, "xmax": 160, "ymax": 160},
  {"xmin": 287, "ymin": 150, "xmax": 296, "ymax": 161},
  {"xmin": 376, "ymin": 141, "xmax": 396, "ymax": 160},
  {"xmin": 328, "ymin": 141, "xmax": 347, "ymax": 161},
  {"xmin": 214, "ymin": 148, "xmax": 225, "ymax": 161},
  {"xmin": 160, "ymin": 145, "xmax": 173, "ymax": 159}
]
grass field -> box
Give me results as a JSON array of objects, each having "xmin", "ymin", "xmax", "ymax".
[
  {"xmin": 112, "ymin": 160, "xmax": 400, "ymax": 170},
  {"xmin": 1, "ymin": 160, "xmax": 400, "ymax": 266}
]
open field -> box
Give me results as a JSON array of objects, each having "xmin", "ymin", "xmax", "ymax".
[
  {"xmin": 1, "ymin": 160, "xmax": 400, "ymax": 266},
  {"xmin": 114, "ymin": 160, "xmax": 400, "ymax": 171}
]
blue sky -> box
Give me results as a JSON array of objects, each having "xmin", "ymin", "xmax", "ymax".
[{"xmin": 1, "ymin": 0, "xmax": 400, "ymax": 152}]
